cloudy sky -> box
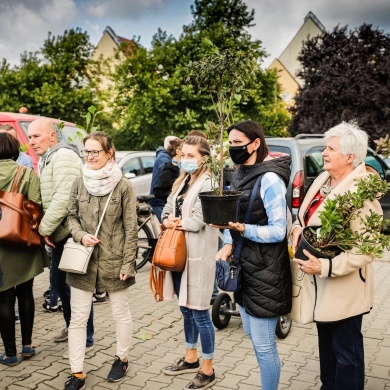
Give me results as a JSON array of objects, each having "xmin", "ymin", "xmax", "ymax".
[{"xmin": 1, "ymin": 0, "xmax": 390, "ymax": 68}]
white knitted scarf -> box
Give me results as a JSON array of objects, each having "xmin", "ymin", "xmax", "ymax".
[{"xmin": 82, "ymin": 160, "xmax": 122, "ymax": 196}]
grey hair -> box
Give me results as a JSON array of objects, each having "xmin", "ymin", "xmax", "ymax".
[{"xmin": 324, "ymin": 121, "xmax": 368, "ymax": 168}]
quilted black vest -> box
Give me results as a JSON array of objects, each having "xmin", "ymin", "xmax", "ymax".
[{"xmin": 231, "ymin": 156, "xmax": 292, "ymax": 317}]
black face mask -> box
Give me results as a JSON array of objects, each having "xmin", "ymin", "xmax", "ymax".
[{"xmin": 229, "ymin": 141, "xmax": 255, "ymax": 164}]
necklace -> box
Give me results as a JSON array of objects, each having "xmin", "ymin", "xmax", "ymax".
[{"xmin": 320, "ymin": 177, "xmax": 334, "ymax": 197}]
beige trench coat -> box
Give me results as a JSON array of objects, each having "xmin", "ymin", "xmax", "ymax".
[{"xmin": 162, "ymin": 173, "xmax": 219, "ymax": 310}]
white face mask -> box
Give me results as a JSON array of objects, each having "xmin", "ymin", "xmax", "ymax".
[{"xmin": 180, "ymin": 159, "xmax": 199, "ymax": 173}]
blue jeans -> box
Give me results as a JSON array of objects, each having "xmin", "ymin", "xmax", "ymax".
[
  {"xmin": 49, "ymin": 267, "xmax": 60, "ymax": 308},
  {"xmin": 316, "ymin": 315, "xmax": 364, "ymax": 390},
  {"xmin": 52, "ymin": 237, "xmax": 94, "ymax": 347},
  {"xmin": 238, "ymin": 305, "xmax": 280, "ymax": 390},
  {"xmin": 172, "ymin": 272, "xmax": 215, "ymax": 359}
]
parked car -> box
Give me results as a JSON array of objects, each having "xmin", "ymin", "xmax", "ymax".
[
  {"xmin": 265, "ymin": 134, "xmax": 390, "ymax": 224},
  {"xmin": 0, "ymin": 112, "xmax": 86, "ymax": 173},
  {"xmin": 116, "ymin": 151, "xmax": 156, "ymax": 196}
]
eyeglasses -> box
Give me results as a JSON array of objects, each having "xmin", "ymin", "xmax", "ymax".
[{"xmin": 81, "ymin": 149, "xmax": 104, "ymax": 158}]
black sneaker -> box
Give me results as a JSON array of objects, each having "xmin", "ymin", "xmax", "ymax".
[
  {"xmin": 43, "ymin": 289, "xmax": 50, "ymax": 298},
  {"xmin": 185, "ymin": 370, "xmax": 216, "ymax": 389},
  {"xmin": 162, "ymin": 357, "xmax": 200, "ymax": 375},
  {"xmin": 107, "ymin": 356, "xmax": 128, "ymax": 382},
  {"xmin": 64, "ymin": 374, "xmax": 85, "ymax": 390}
]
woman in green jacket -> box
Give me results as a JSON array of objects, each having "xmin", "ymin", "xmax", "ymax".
[
  {"xmin": 64, "ymin": 131, "xmax": 138, "ymax": 390},
  {"xmin": 0, "ymin": 132, "xmax": 49, "ymax": 366}
]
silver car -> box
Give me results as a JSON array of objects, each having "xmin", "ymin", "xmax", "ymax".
[{"xmin": 116, "ymin": 151, "xmax": 156, "ymax": 196}]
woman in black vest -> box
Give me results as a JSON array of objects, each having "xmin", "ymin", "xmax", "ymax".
[{"xmin": 214, "ymin": 120, "xmax": 292, "ymax": 390}]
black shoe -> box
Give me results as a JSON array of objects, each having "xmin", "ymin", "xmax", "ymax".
[
  {"xmin": 64, "ymin": 375, "xmax": 85, "ymax": 390},
  {"xmin": 43, "ymin": 289, "xmax": 50, "ymax": 298},
  {"xmin": 185, "ymin": 370, "xmax": 216, "ymax": 389},
  {"xmin": 162, "ymin": 357, "xmax": 200, "ymax": 376},
  {"xmin": 107, "ymin": 356, "xmax": 128, "ymax": 382}
]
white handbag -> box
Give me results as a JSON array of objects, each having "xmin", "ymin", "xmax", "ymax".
[
  {"xmin": 59, "ymin": 190, "xmax": 114, "ymax": 274},
  {"xmin": 290, "ymin": 260, "xmax": 315, "ymax": 324}
]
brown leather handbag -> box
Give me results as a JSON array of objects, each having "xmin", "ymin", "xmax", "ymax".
[
  {"xmin": 152, "ymin": 222, "xmax": 187, "ymax": 272},
  {"xmin": 0, "ymin": 166, "xmax": 43, "ymax": 247},
  {"xmin": 149, "ymin": 222, "xmax": 187, "ymax": 302}
]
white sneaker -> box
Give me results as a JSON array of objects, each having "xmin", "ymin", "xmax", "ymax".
[{"xmin": 63, "ymin": 344, "xmax": 94, "ymax": 359}]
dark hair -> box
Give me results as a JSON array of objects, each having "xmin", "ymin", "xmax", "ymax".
[
  {"xmin": 227, "ymin": 120, "xmax": 268, "ymax": 163},
  {"xmin": 83, "ymin": 131, "xmax": 116, "ymax": 160},
  {"xmin": 187, "ymin": 130, "xmax": 208, "ymax": 139},
  {"xmin": 0, "ymin": 132, "xmax": 20, "ymax": 161},
  {"xmin": 167, "ymin": 138, "xmax": 182, "ymax": 158}
]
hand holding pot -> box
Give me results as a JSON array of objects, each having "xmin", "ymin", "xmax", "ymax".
[
  {"xmin": 291, "ymin": 226, "xmax": 303, "ymax": 253},
  {"xmin": 293, "ymin": 249, "xmax": 321, "ymax": 275}
]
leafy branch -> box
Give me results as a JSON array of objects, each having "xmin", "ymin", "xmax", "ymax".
[
  {"xmin": 306, "ymin": 174, "xmax": 390, "ymax": 257},
  {"xmin": 187, "ymin": 39, "xmax": 258, "ymax": 194}
]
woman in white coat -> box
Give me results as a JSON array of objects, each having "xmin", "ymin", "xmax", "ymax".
[{"xmin": 160, "ymin": 135, "xmax": 219, "ymax": 390}]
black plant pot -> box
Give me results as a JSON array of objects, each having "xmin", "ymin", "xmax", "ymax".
[
  {"xmin": 295, "ymin": 226, "xmax": 338, "ymax": 261},
  {"xmin": 199, "ymin": 190, "xmax": 241, "ymax": 225}
]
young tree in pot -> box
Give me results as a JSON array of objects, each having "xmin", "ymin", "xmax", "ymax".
[
  {"xmin": 296, "ymin": 174, "xmax": 390, "ymax": 260},
  {"xmin": 186, "ymin": 39, "xmax": 258, "ymax": 224}
]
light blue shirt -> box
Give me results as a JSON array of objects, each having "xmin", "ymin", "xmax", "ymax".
[
  {"xmin": 224, "ymin": 172, "xmax": 287, "ymax": 244},
  {"xmin": 17, "ymin": 151, "xmax": 34, "ymax": 169}
]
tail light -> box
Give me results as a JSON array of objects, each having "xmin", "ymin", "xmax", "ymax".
[{"xmin": 292, "ymin": 170, "xmax": 304, "ymax": 209}]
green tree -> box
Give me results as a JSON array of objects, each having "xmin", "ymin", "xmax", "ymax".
[
  {"xmin": 109, "ymin": 0, "xmax": 289, "ymax": 150},
  {"xmin": 0, "ymin": 28, "xmax": 103, "ymax": 124},
  {"xmin": 289, "ymin": 24, "xmax": 390, "ymax": 142}
]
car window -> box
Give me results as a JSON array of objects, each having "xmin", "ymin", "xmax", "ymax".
[
  {"xmin": 305, "ymin": 149, "xmax": 324, "ymax": 178},
  {"xmin": 141, "ymin": 156, "xmax": 155, "ymax": 174},
  {"xmin": 121, "ymin": 157, "xmax": 141, "ymax": 176},
  {"xmin": 365, "ymin": 153, "xmax": 385, "ymax": 178},
  {"xmin": 267, "ymin": 145, "xmax": 291, "ymax": 156}
]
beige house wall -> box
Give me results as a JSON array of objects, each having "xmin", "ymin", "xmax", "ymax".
[
  {"xmin": 269, "ymin": 59, "xmax": 300, "ymax": 108},
  {"xmin": 278, "ymin": 16, "xmax": 324, "ymax": 87},
  {"xmin": 268, "ymin": 12, "xmax": 325, "ymax": 109}
]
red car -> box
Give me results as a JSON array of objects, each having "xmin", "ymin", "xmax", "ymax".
[{"xmin": 0, "ymin": 112, "xmax": 86, "ymax": 173}]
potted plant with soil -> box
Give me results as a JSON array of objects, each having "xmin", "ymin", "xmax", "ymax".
[
  {"xmin": 186, "ymin": 40, "xmax": 257, "ymax": 224},
  {"xmin": 295, "ymin": 174, "xmax": 390, "ymax": 260}
]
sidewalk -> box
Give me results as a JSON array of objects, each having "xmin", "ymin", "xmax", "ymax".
[{"xmin": 0, "ymin": 253, "xmax": 390, "ymax": 389}]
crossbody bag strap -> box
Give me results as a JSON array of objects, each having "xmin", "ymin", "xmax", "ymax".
[
  {"xmin": 94, "ymin": 189, "xmax": 114, "ymax": 237},
  {"xmin": 232, "ymin": 174, "xmax": 264, "ymax": 261}
]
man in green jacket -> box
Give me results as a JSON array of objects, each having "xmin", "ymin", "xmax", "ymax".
[{"xmin": 28, "ymin": 119, "xmax": 94, "ymax": 354}]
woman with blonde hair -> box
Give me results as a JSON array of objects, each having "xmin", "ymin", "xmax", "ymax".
[{"xmin": 161, "ymin": 135, "xmax": 219, "ymax": 390}]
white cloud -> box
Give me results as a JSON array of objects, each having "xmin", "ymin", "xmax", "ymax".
[
  {"xmin": 246, "ymin": 0, "xmax": 390, "ymax": 67},
  {"xmin": 0, "ymin": 0, "xmax": 78, "ymax": 64},
  {"xmin": 83, "ymin": 0, "xmax": 179, "ymax": 19}
]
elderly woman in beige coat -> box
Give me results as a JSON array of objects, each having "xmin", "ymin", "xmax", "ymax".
[
  {"xmin": 65, "ymin": 131, "xmax": 137, "ymax": 390},
  {"xmin": 291, "ymin": 121, "xmax": 382, "ymax": 390},
  {"xmin": 161, "ymin": 135, "xmax": 219, "ymax": 390}
]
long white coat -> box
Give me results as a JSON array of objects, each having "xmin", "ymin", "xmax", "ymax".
[{"xmin": 161, "ymin": 173, "xmax": 219, "ymax": 310}]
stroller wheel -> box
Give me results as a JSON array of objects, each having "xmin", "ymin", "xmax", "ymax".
[
  {"xmin": 275, "ymin": 315, "xmax": 292, "ymax": 339},
  {"xmin": 211, "ymin": 293, "xmax": 232, "ymax": 329}
]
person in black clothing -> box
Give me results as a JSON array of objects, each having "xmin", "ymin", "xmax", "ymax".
[
  {"xmin": 153, "ymin": 138, "xmax": 182, "ymax": 202},
  {"xmin": 212, "ymin": 120, "xmax": 292, "ymax": 390}
]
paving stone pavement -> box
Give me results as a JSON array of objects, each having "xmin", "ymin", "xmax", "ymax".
[{"xmin": 1, "ymin": 252, "xmax": 390, "ymax": 389}]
